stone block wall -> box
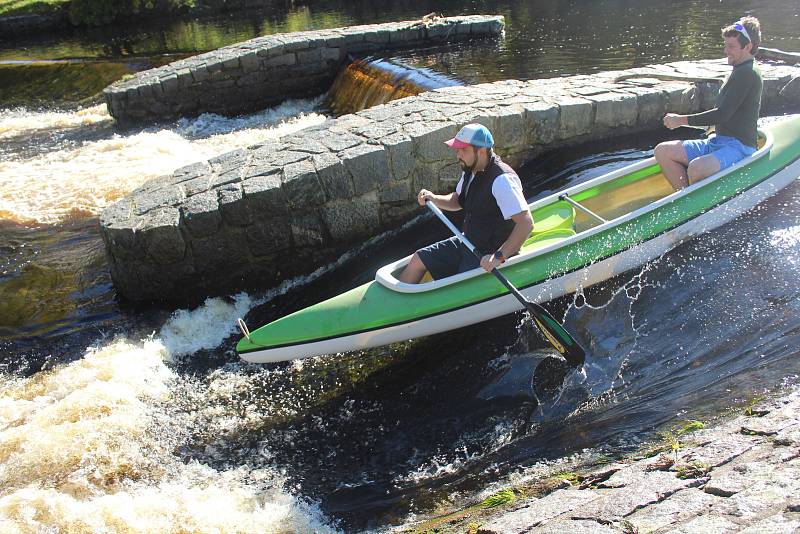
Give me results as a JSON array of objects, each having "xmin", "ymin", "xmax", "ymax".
[
  {"xmin": 100, "ymin": 59, "xmax": 800, "ymax": 303},
  {"xmin": 103, "ymin": 15, "xmax": 505, "ymax": 125}
]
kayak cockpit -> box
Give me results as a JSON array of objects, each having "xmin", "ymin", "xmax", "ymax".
[{"xmin": 376, "ymin": 200, "xmax": 581, "ymax": 293}]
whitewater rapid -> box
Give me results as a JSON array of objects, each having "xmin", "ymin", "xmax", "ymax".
[
  {"xmin": 0, "ymin": 99, "xmax": 326, "ymax": 224},
  {"xmin": 0, "ymin": 294, "xmax": 339, "ymax": 533}
]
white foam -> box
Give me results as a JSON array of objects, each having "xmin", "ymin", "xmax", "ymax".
[
  {"xmin": 175, "ymin": 97, "xmax": 324, "ymax": 139},
  {"xmin": 0, "ymin": 99, "xmax": 327, "ymax": 224},
  {"xmin": 0, "ymin": 105, "xmax": 112, "ymax": 139},
  {"xmin": 0, "ymin": 338, "xmax": 339, "ymax": 533},
  {"xmin": 159, "ymin": 293, "xmax": 254, "ymax": 359},
  {"xmin": 769, "ymin": 224, "xmax": 800, "ymax": 250}
]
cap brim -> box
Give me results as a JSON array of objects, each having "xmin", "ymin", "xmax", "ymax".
[{"xmin": 444, "ymin": 138, "xmax": 471, "ymax": 149}]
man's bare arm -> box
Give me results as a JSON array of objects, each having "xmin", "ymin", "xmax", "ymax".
[
  {"xmin": 479, "ymin": 209, "xmax": 534, "ymax": 272},
  {"xmin": 500, "ymin": 210, "xmax": 534, "ymax": 257}
]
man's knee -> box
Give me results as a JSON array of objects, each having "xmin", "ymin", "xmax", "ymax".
[
  {"xmin": 687, "ymin": 157, "xmax": 718, "ymax": 184},
  {"xmin": 399, "ymin": 252, "xmax": 426, "ymax": 283},
  {"xmin": 654, "ymin": 142, "xmax": 668, "ymax": 163},
  {"xmin": 687, "ymin": 163, "xmax": 708, "ymax": 183},
  {"xmin": 408, "ymin": 253, "xmax": 424, "ymax": 270},
  {"xmin": 655, "ymin": 141, "xmax": 686, "ymax": 165}
]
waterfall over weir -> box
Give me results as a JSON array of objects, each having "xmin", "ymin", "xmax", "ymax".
[
  {"xmin": 102, "ymin": 15, "xmax": 503, "ymax": 125},
  {"xmin": 325, "ymin": 57, "xmax": 460, "ymax": 116}
]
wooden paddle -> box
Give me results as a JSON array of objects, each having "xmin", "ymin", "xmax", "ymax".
[{"xmin": 426, "ymin": 201, "xmax": 586, "ymax": 366}]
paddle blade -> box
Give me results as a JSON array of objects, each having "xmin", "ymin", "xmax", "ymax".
[{"xmin": 529, "ymin": 304, "xmax": 586, "ymax": 366}]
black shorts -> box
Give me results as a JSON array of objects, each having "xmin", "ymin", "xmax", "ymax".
[{"xmin": 417, "ymin": 236, "xmax": 480, "ymax": 280}]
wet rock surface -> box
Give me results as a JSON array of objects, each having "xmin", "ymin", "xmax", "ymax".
[{"xmin": 476, "ymin": 386, "xmax": 800, "ymax": 534}]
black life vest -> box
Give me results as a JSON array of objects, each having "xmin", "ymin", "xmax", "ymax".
[{"xmin": 457, "ymin": 155, "xmax": 519, "ymax": 255}]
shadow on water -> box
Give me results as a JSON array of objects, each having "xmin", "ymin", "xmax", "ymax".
[{"xmin": 0, "ymin": 220, "xmax": 111, "ymax": 337}]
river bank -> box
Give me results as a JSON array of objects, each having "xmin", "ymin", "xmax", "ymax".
[
  {"xmin": 0, "ymin": 0, "xmax": 297, "ymax": 37},
  {"xmin": 411, "ymin": 382, "xmax": 800, "ymax": 533},
  {"xmin": 0, "ymin": 12, "xmax": 67, "ymax": 37}
]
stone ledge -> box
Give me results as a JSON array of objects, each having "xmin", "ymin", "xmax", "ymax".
[{"xmin": 103, "ymin": 15, "xmax": 505, "ymax": 126}]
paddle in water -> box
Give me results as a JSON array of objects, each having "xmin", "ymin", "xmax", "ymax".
[{"xmin": 426, "ymin": 201, "xmax": 586, "ymax": 366}]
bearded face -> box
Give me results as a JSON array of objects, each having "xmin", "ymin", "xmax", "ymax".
[{"xmin": 457, "ymin": 146, "xmax": 480, "ymax": 173}]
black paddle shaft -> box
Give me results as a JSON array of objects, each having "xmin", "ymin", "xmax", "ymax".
[{"xmin": 425, "ymin": 201, "xmax": 586, "ymax": 366}]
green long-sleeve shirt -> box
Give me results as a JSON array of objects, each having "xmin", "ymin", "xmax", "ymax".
[{"xmin": 687, "ymin": 59, "xmax": 762, "ymax": 148}]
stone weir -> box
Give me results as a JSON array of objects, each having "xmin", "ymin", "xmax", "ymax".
[
  {"xmin": 103, "ymin": 15, "xmax": 505, "ymax": 126},
  {"xmin": 100, "ymin": 59, "xmax": 800, "ymax": 303}
]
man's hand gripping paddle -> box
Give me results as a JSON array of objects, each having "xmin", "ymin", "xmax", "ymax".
[{"xmin": 426, "ymin": 201, "xmax": 586, "ymax": 366}]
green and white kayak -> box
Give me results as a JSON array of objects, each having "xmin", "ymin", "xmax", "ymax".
[{"xmin": 237, "ymin": 116, "xmax": 800, "ymax": 363}]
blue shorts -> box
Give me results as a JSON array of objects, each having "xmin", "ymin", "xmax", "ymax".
[
  {"xmin": 682, "ymin": 134, "xmax": 756, "ymax": 171},
  {"xmin": 417, "ymin": 236, "xmax": 479, "ymax": 280}
]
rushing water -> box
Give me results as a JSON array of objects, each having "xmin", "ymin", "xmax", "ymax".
[{"xmin": 2, "ymin": 0, "xmax": 800, "ymax": 531}]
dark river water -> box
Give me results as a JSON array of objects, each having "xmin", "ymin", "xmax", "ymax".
[{"xmin": 1, "ymin": 0, "xmax": 799, "ymax": 531}]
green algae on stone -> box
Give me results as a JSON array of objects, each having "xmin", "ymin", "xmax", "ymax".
[{"xmin": 480, "ymin": 489, "xmax": 516, "ymax": 508}]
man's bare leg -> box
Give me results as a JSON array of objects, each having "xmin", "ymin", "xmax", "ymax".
[
  {"xmin": 654, "ymin": 141, "xmax": 690, "ymax": 190},
  {"xmin": 398, "ymin": 253, "xmax": 426, "ymax": 283},
  {"xmin": 687, "ymin": 154, "xmax": 721, "ymax": 185}
]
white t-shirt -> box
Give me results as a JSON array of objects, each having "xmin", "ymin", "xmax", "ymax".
[{"xmin": 455, "ymin": 172, "xmax": 529, "ymax": 219}]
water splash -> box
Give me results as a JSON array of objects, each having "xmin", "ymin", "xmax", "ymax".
[
  {"xmin": 479, "ymin": 254, "xmax": 668, "ymax": 431},
  {"xmin": 174, "ymin": 97, "xmax": 324, "ymax": 140},
  {"xmin": 160, "ymin": 293, "xmax": 255, "ymax": 360},
  {"xmin": 769, "ymin": 224, "xmax": 800, "ymax": 257},
  {"xmin": 569, "ymin": 260, "xmax": 658, "ymax": 393}
]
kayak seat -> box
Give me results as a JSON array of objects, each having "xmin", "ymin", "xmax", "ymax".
[
  {"xmin": 522, "ymin": 228, "xmax": 576, "ymax": 252},
  {"xmin": 530, "ymin": 201, "xmax": 576, "ymax": 236}
]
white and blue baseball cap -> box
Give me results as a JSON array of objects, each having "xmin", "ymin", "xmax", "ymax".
[{"xmin": 444, "ymin": 123, "xmax": 494, "ymax": 149}]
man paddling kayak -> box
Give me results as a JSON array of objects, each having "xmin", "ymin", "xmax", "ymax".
[
  {"xmin": 654, "ymin": 16, "xmax": 763, "ymax": 190},
  {"xmin": 398, "ymin": 123, "xmax": 534, "ymax": 283}
]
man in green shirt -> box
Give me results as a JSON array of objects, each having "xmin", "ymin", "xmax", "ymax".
[{"xmin": 655, "ymin": 17, "xmax": 763, "ymax": 190}]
